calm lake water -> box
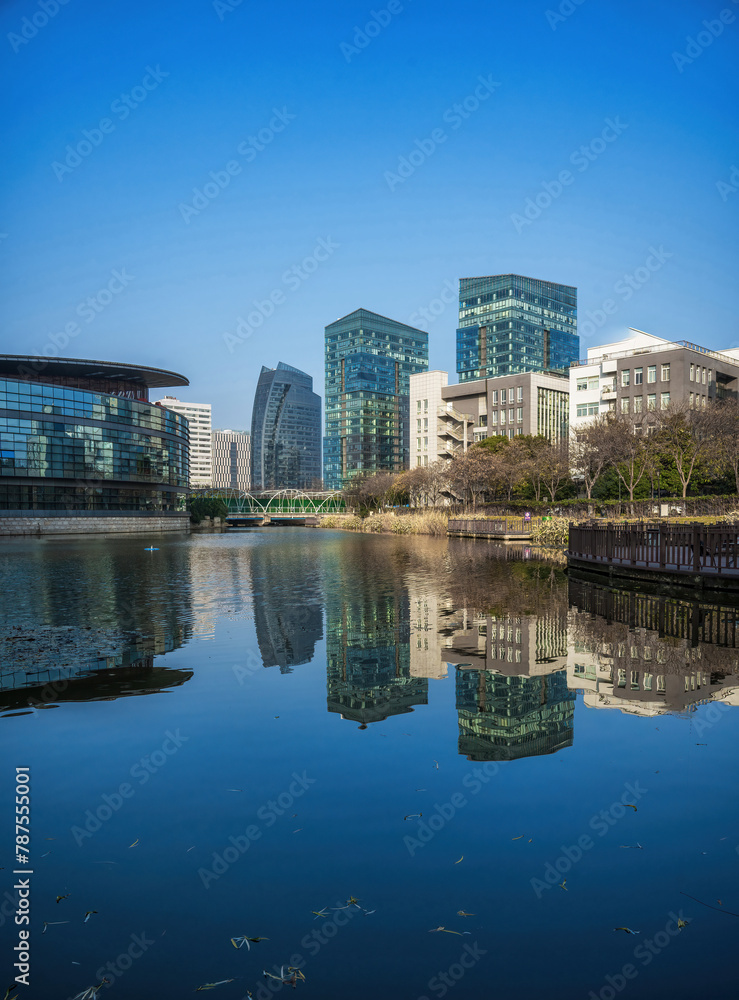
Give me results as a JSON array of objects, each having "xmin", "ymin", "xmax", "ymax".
[{"xmin": 1, "ymin": 528, "xmax": 738, "ymax": 1000}]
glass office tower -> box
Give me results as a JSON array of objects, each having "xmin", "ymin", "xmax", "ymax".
[
  {"xmin": 250, "ymin": 363, "xmax": 321, "ymax": 490},
  {"xmin": 457, "ymin": 274, "xmax": 578, "ymax": 382},
  {"xmin": 324, "ymin": 308, "xmax": 428, "ymax": 489}
]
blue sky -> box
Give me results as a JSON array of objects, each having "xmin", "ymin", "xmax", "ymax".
[{"xmin": 1, "ymin": 0, "xmax": 737, "ymax": 428}]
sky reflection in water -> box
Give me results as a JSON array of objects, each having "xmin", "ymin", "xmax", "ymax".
[{"xmin": 0, "ymin": 529, "xmax": 737, "ymax": 1000}]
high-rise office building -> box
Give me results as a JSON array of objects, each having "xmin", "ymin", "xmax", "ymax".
[
  {"xmin": 154, "ymin": 396, "xmax": 212, "ymax": 488},
  {"xmin": 324, "ymin": 308, "xmax": 428, "ymax": 489},
  {"xmin": 250, "ymin": 363, "xmax": 321, "ymax": 490},
  {"xmin": 211, "ymin": 429, "xmax": 251, "ymax": 490},
  {"xmin": 457, "ymin": 274, "xmax": 578, "ymax": 382}
]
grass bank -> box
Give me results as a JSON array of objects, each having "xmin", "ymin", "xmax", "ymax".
[{"xmin": 317, "ymin": 511, "xmax": 448, "ymax": 536}]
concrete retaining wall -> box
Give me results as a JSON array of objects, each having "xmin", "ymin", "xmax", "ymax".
[{"xmin": 0, "ymin": 512, "xmax": 190, "ymax": 536}]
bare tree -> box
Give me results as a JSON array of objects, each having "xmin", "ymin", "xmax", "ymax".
[
  {"xmin": 654, "ymin": 402, "xmax": 711, "ymax": 499},
  {"xmin": 425, "ymin": 460, "xmax": 451, "ymax": 508},
  {"xmin": 448, "ymin": 449, "xmax": 496, "ymax": 511},
  {"xmin": 497, "ymin": 440, "xmax": 528, "ymax": 501},
  {"xmin": 602, "ymin": 414, "xmax": 654, "ymax": 502},
  {"xmin": 540, "ymin": 442, "xmax": 571, "ymax": 503},
  {"xmin": 571, "ymin": 416, "xmax": 611, "ymax": 499},
  {"xmin": 707, "ymin": 398, "xmax": 739, "ymax": 495}
]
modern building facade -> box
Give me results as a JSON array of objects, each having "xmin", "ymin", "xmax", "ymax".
[
  {"xmin": 409, "ymin": 370, "xmax": 474, "ymax": 467},
  {"xmin": 251, "ymin": 363, "xmax": 321, "ymax": 490},
  {"xmin": 569, "ymin": 329, "xmax": 739, "ymax": 433},
  {"xmin": 440, "ymin": 370, "xmax": 570, "ymax": 445},
  {"xmin": 324, "ymin": 308, "xmax": 429, "ymax": 488},
  {"xmin": 457, "ymin": 274, "xmax": 578, "ymax": 382},
  {"xmin": 211, "ymin": 429, "xmax": 251, "ymax": 490},
  {"xmin": 0, "ymin": 355, "xmax": 190, "ymax": 533},
  {"xmin": 155, "ymin": 397, "xmax": 212, "ymax": 487}
]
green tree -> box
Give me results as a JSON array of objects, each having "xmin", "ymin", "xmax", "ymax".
[{"xmin": 189, "ymin": 496, "xmax": 229, "ymax": 523}]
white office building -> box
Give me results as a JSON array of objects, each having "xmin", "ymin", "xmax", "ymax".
[
  {"xmin": 409, "ymin": 370, "xmax": 475, "ymax": 466},
  {"xmin": 212, "ymin": 429, "xmax": 251, "ymax": 490},
  {"xmin": 155, "ymin": 397, "xmax": 212, "ymax": 488}
]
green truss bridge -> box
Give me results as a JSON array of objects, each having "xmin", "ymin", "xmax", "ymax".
[{"xmin": 190, "ymin": 488, "xmax": 346, "ymax": 525}]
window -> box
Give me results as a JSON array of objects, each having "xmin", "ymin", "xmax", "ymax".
[
  {"xmin": 634, "ymin": 367, "xmax": 643, "ymax": 385},
  {"xmin": 424, "ymin": 398, "xmax": 429, "ymax": 410},
  {"xmin": 417, "ymin": 419, "xmax": 421, "ymax": 431},
  {"xmin": 490, "ymin": 411, "xmax": 498, "ymax": 425},
  {"xmin": 648, "ymin": 365, "xmax": 656, "ymax": 383},
  {"xmin": 647, "ymin": 394, "xmax": 656, "ymax": 411},
  {"xmin": 417, "ymin": 456, "xmax": 422, "ymax": 466},
  {"xmin": 423, "ymin": 418, "xmax": 428, "ymax": 430},
  {"xmin": 576, "ymin": 404, "xmax": 587, "ymax": 417},
  {"xmin": 689, "ymin": 364, "xmax": 694, "ymax": 381},
  {"xmin": 708, "ymin": 369, "xmax": 712, "ymax": 383},
  {"xmin": 509, "ymin": 408, "xmax": 515, "ymax": 423},
  {"xmin": 509, "ymin": 429, "xmax": 514, "ymax": 439},
  {"xmin": 516, "ymin": 427, "xmax": 523, "ymax": 435},
  {"xmin": 634, "ymin": 395, "xmax": 643, "ymax": 413},
  {"xmin": 517, "ymin": 386, "xmax": 523, "ymax": 401},
  {"xmin": 501, "ymin": 389, "xmax": 507, "ymax": 404},
  {"xmin": 491, "ymin": 390, "xmax": 498, "ymax": 404},
  {"xmin": 702, "ymin": 367, "xmax": 706, "ymax": 384},
  {"xmin": 417, "ymin": 400, "xmax": 421, "ymax": 412},
  {"xmin": 689, "ymin": 392, "xmax": 694, "ymax": 408},
  {"xmin": 661, "ymin": 392, "xmax": 670, "ymax": 408},
  {"xmin": 424, "ymin": 455, "xmax": 428, "ymax": 466},
  {"xmin": 517, "ymin": 407, "xmax": 523, "ymax": 423},
  {"xmin": 621, "ymin": 397, "xmax": 630, "ymax": 413},
  {"xmin": 576, "ymin": 379, "xmax": 587, "ymax": 391},
  {"xmin": 622, "ymin": 370, "xmax": 630, "ymax": 386},
  {"xmin": 417, "ymin": 438, "xmax": 421, "ymax": 450},
  {"xmin": 661, "ymin": 364, "xmax": 670, "ymax": 382},
  {"xmin": 500, "ymin": 410, "xmax": 506, "ymax": 424},
  {"xmin": 479, "ymin": 415, "xmax": 487, "ymax": 427}
]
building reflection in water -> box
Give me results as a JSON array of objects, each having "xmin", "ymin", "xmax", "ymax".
[
  {"xmin": 567, "ymin": 576, "xmax": 739, "ymax": 715},
  {"xmin": 250, "ymin": 539, "xmax": 323, "ymax": 672},
  {"xmin": 324, "ymin": 538, "xmax": 428, "ymax": 725},
  {"xmin": 0, "ymin": 537, "xmax": 196, "ymax": 712}
]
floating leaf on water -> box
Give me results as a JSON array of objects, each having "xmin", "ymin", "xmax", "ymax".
[
  {"xmin": 678, "ymin": 918, "xmax": 689, "ymax": 929},
  {"xmin": 311, "ymin": 908, "xmax": 329, "ymax": 919},
  {"xmin": 454, "ymin": 856, "xmax": 464, "ymax": 864},
  {"xmin": 457, "ymin": 910, "xmax": 475, "ymax": 917},
  {"xmin": 619, "ymin": 843, "xmax": 643, "ymax": 849},
  {"xmin": 511, "ymin": 836, "xmax": 523, "ymax": 841},
  {"xmin": 404, "ymin": 813, "xmax": 422, "ymax": 821},
  {"xmin": 558, "ymin": 880, "xmax": 567, "ymax": 891},
  {"xmin": 363, "ymin": 909, "xmax": 376, "ymax": 915},
  {"xmin": 625, "ymin": 805, "xmax": 637, "ymax": 813},
  {"xmin": 70, "ymin": 979, "xmax": 109, "ymax": 1000},
  {"xmin": 613, "ymin": 927, "xmax": 640, "ymax": 934},
  {"xmin": 43, "ymin": 920, "xmax": 69, "ymax": 933},
  {"xmin": 129, "ymin": 839, "xmax": 139, "ymax": 848},
  {"xmin": 429, "ymin": 926, "xmax": 462, "ymax": 935},
  {"xmin": 432, "ymin": 760, "xmax": 439, "ymax": 769},
  {"xmin": 56, "ymin": 894, "xmax": 70, "ymax": 903},
  {"xmin": 83, "ymin": 911, "xmax": 98, "ymax": 923},
  {"xmin": 195, "ymin": 979, "xmax": 235, "ymax": 991}
]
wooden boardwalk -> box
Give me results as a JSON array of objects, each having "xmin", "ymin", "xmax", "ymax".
[
  {"xmin": 448, "ymin": 517, "xmax": 534, "ymax": 540},
  {"xmin": 568, "ymin": 522, "xmax": 739, "ymax": 587}
]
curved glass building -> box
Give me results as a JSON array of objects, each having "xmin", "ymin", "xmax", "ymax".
[
  {"xmin": 0, "ymin": 355, "xmax": 190, "ymax": 522},
  {"xmin": 250, "ymin": 363, "xmax": 321, "ymax": 490}
]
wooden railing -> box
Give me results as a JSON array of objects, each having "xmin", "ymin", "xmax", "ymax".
[
  {"xmin": 448, "ymin": 517, "xmax": 535, "ymax": 536},
  {"xmin": 568, "ymin": 522, "xmax": 739, "ymax": 579}
]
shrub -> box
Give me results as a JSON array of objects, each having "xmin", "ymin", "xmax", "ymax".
[{"xmin": 531, "ymin": 516, "xmax": 569, "ymax": 547}]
